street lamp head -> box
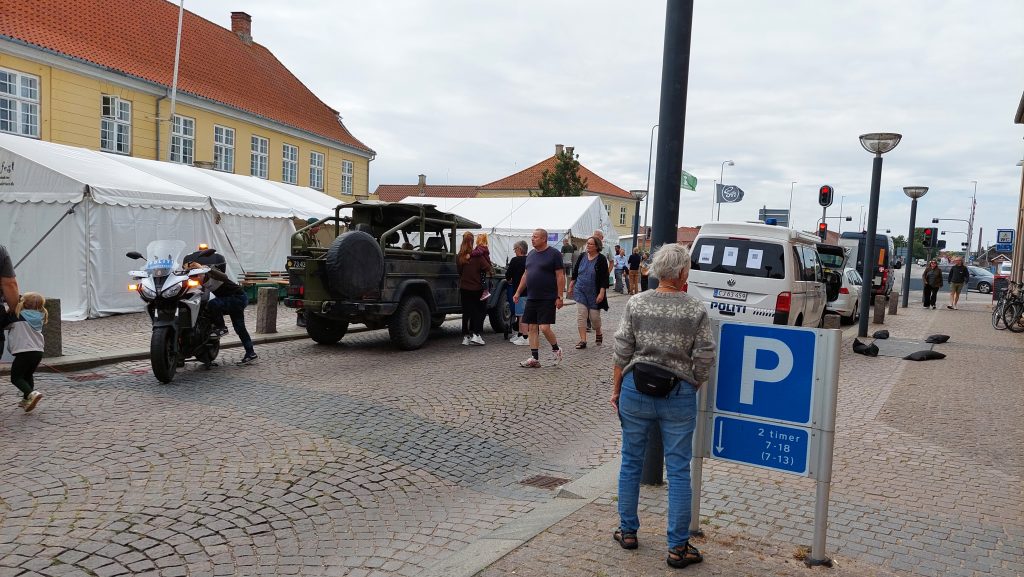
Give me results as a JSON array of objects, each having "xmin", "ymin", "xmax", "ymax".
[
  {"xmin": 931, "ymin": 218, "xmax": 939, "ymax": 223},
  {"xmin": 903, "ymin": 186, "xmax": 928, "ymax": 199},
  {"xmin": 859, "ymin": 133, "xmax": 902, "ymax": 155},
  {"xmin": 724, "ymin": 160, "xmax": 734, "ymax": 167},
  {"xmin": 629, "ymin": 189, "xmax": 648, "ymax": 201}
]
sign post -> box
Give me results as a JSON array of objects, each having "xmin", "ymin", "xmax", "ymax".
[
  {"xmin": 996, "ymin": 229, "xmax": 1014, "ymax": 253},
  {"xmin": 691, "ymin": 321, "xmax": 840, "ymax": 566}
]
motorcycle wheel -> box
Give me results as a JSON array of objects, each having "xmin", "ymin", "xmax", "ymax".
[{"xmin": 151, "ymin": 326, "xmax": 178, "ymax": 383}]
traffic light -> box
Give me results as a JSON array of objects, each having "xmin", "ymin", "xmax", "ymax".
[
  {"xmin": 932, "ymin": 218, "xmax": 939, "ymax": 224},
  {"xmin": 937, "ymin": 240, "xmax": 946, "ymax": 250},
  {"xmin": 922, "ymin": 227, "xmax": 938, "ymax": 247},
  {"xmin": 961, "ymin": 242, "xmax": 969, "ymax": 249},
  {"xmin": 818, "ymin": 222, "xmax": 828, "ymax": 241},
  {"xmin": 818, "ymin": 185, "xmax": 834, "ymax": 208}
]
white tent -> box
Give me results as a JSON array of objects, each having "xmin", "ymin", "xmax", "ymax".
[
  {"xmin": 0, "ymin": 134, "xmax": 343, "ymax": 319},
  {"xmin": 398, "ymin": 196, "xmax": 612, "ymax": 264}
]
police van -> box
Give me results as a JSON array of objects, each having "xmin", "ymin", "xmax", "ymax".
[{"xmin": 687, "ymin": 222, "xmax": 832, "ymax": 327}]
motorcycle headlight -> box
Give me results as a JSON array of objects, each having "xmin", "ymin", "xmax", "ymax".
[
  {"xmin": 161, "ymin": 281, "xmax": 185, "ymax": 298},
  {"xmin": 139, "ymin": 283, "xmax": 157, "ymax": 300}
]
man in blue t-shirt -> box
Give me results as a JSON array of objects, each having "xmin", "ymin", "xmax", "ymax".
[{"xmin": 513, "ymin": 229, "xmax": 565, "ymax": 368}]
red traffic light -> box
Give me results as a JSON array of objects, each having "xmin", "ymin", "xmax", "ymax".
[
  {"xmin": 922, "ymin": 227, "xmax": 937, "ymax": 247},
  {"xmin": 818, "ymin": 185, "xmax": 834, "ymax": 208},
  {"xmin": 817, "ymin": 221, "xmax": 828, "ymax": 240}
]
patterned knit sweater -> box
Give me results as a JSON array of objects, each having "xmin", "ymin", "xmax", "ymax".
[{"xmin": 613, "ymin": 290, "xmax": 716, "ymax": 386}]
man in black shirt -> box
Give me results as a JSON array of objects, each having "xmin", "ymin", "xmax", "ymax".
[
  {"xmin": 946, "ymin": 257, "xmax": 969, "ymax": 310},
  {"xmin": 505, "ymin": 240, "xmax": 529, "ymax": 344},
  {"xmin": 1, "ymin": 244, "xmax": 20, "ymax": 355},
  {"xmin": 627, "ymin": 247, "xmax": 643, "ymax": 295},
  {"xmin": 187, "ymin": 261, "xmax": 258, "ymax": 364}
]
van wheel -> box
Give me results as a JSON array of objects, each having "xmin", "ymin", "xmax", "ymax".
[{"xmin": 389, "ymin": 295, "xmax": 431, "ymax": 350}]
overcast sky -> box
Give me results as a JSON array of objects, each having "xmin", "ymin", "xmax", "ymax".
[{"xmin": 187, "ymin": 0, "xmax": 1024, "ymax": 248}]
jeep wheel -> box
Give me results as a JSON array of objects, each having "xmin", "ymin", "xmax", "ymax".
[
  {"xmin": 306, "ymin": 313, "xmax": 348, "ymax": 345},
  {"xmin": 389, "ymin": 295, "xmax": 430, "ymax": 350},
  {"xmin": 488, "ymin": 297, "xmax": 511, "ymax": 334},
  {"xmin": 325, "ymin": 230, "xmax": 384, "ymax": 298}
]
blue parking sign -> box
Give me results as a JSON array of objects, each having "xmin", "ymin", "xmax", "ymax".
[{"xmin": 715, "ymin": 323, "xmax": 816, "ymax": 425}]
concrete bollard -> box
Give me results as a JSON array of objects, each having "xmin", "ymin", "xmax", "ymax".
[
  {"xmin": 822, "ymin": 313, "xmax": 841, "ymax": 329},
  {"xmin": 888, "ymin": 291, "xmax": 899, "ymax": 315},
  {"xmin": 255, "ymin": 286, "xmax": 278, "ymax": 334},
  {"xmin": 42, "ymin": 297, "xmax": 62, "ymax": 358},
  {"xmin": 872, "ymin": 296, "xmax": 886, "ymax": 324}
]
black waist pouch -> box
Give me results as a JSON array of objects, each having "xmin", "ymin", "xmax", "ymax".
[{"xmin": 631, "ymin": 362, "xmax": 679, "ymax": 397}]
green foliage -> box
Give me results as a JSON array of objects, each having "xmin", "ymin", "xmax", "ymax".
[{"xmin": 534, "ymin": 150, "xmax": 588, "ymax": 197}]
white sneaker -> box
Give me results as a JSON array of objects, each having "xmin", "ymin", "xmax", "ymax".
[
  {"xmin": 551, "ymin": 348, "xmax": 564, "ymax": 365},
  {"xmin": 520, "ymin": 357, "xmax": 541, "ymax": 368},
  {"xmin": 462, "ymin": 336, "xmax": 471, "ymax": 346},
  {"xmin": 23, "ymin": 391, "xmax": 42, "ymax": 412},
  {"xmin": 511, "ymin": 335, "xmax": 529, "ymax": 345},
  {"xmin": 470, "ymin": 334, "xmax": 485, "ymax": 346}
]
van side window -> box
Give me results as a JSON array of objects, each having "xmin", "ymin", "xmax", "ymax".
[
  {"xmin": 795, "ymin": 246, "xmax": 821, "ymax": 282},
  {"xmin": 691, "ymin": 239, "xmax": 785, "ymax": 279}
]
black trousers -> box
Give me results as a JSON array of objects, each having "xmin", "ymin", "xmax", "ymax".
[
  {"xmin": 460, "ymin": 289, "xmax": 486, "ymax": 335},
  {"xmin": 922, "ymin": 285, "xmax": 940, "ymax": 307},
  {"xmin": 11, "ymin": 350, "xmax": 43, "ymax": 398}
]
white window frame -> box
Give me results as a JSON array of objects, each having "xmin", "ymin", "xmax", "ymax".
[
  {"xmin": 341, "ymin": 159, "xmax": 353, "ymax": 195},
  {"xmin": 309, "ymin": 151, "xmax": 324, "ymax": 190},
  {"xmin": 170, "ymin": 114, "xmax": 195, "ymax": 164},
  {"xmin": 619, "ymin": 206, "xmax": 627, "ymax": 225},
  {"xmin": 250, "ymin": 135, "xmax": 268, "ymax": 178},
  {"xmin": 100, "ymin": 95, "xmax": 131, "ymax": 154},
  {"xmin": 282, "ymin": 143, "xmax": 298, "ymax": 184},
  {"xmin": 0, "ymin": 67, "xmax": 40, "ymax": 138},
  {"xmin": 213, "ymin": 125, "xmax": 235, "ymax": 172}
]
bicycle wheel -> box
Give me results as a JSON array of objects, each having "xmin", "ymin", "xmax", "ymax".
[
  {"xmin": 992, "ymin": 300, "xmax": 1007, "ymax": 330},
  {"xmin": 1004, "ymin": 301, "xmax": 1024, "ymax": 333}
]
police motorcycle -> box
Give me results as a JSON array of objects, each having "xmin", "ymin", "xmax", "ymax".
[{"xmin": 126, "ymin": 240, "xmax": 222, "ymax": 383}]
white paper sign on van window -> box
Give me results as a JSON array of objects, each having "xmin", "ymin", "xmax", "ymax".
[
  {"xmin": 722, "ymin": 246, "xmax": 739, "ymax": 266},
  {"xmin": 699, "ymin": 244, "xmax": 715, "ymax": 264},
  {"xmin": 746, "ymin": 249, "xmax": 763, "ymax": 269}
]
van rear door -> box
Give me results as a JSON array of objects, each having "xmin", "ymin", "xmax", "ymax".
[{"xmin": 688, "ymin": 237, "xmax": 787, "ymax": 323}]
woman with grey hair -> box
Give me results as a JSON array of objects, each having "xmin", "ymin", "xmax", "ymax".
[
  {"xmin": 505, "ymin": 240, "xmax": 530, "ymax": 344},
  {"xmin": 611, "ymin": 243, "xmax": 716, "ymax": 568}
]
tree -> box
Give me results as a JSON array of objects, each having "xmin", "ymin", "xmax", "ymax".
[{"xmin": 534, "ymin": 149, "xmax": 588, "ymax": 197}]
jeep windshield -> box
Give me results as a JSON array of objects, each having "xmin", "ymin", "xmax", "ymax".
[{"xmin": 690, "ymin": 238, "xmax": 786, "ymax": 279}]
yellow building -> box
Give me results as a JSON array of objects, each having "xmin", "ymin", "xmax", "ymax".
[
  {"xmin": 0, "ymin": 1, "xmax": 374, "ymax": 198},
  {"xmin": 374, "ymin": 145, "xmax": 641, "ymax": 240}
]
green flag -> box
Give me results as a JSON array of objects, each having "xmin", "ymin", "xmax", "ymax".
[{"xmin": 680, "ymin": 170, "xmax": 697, "ymax": 191}]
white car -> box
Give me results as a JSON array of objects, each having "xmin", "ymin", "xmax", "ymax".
[
  {"xmin": 998, "ymin": 262, "xmax": 1012, "ymax": 276},
  {"xmin": 826, "ymin": 268, "xmax": 862, "ymax": 325}
]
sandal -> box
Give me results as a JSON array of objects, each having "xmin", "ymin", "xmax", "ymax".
[
  {"xmin": 595, "ymin": 333, "xmax": 603, "ymax": 345},
  {"xmin": 666, "ymin": 542, "xmax": 702, "ymax": 568},
  {"xmin": 575, "ymin": 341, "xmax": 587, "ymax": 349},
  {"xmin": 613, "ymin": 529, "xmax": 638, "ymax": 550}
]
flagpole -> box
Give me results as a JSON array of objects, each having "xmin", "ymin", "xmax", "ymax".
[{"xmin": 711, "ymin": 180, "xmax": 717, "ymax": 222}]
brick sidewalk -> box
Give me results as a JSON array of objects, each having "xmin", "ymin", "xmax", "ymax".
[{"xmin": 475, "ymin": 295, "xmax": 1024, "ymax": 577}]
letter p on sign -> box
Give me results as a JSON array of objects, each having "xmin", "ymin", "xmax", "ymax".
[{"xmin": 740, "ymin": 336, "xmax": 794, "ymax": 404}]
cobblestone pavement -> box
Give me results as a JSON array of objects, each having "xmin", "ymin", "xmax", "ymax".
[
  {"xmin": 0, "ymin": 296, "xmax": 628, "ymax": 577},
  {"xmin": 480, "ymin": 294, "xmax": 1023, "ymax": 577},
  {"xmin": 2, "ymin": 292, "xmax": 1021, "ymax": 577}
]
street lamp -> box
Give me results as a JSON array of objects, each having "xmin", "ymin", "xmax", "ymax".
[
  {"xmin": 629, "ymin": 189, "xmax": 648, "ymax": 251},
  {"xmin": 857, "ymin": 132, "xmax": 902, "ymax": 337},
  {"xmin": 642, "ymin": 123, "xmax": 658, "ymax": 251},
  {"xmin": 788, "ymin": 181, "xmax": 797, "ymax": 228},
  {"xmin": 717, "ymin": 160, "xmax": 734, "ymax": 221},
  {"xmin": 901, "ymin": 186, "xmax": 928, "ymax": 308}
]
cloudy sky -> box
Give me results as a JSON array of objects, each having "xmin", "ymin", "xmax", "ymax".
[{"xmin": 187, "ymin": 0, "xmax": 1024, "ymax": 248}]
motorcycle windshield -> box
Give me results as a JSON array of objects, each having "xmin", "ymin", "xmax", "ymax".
[{"xmin": 144, "ymin": 240, "xmax": 187, "ymax": 278}]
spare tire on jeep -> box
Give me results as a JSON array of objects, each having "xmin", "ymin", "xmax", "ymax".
[{"xmin": 324, "ymin": 230, "xmax": 384, "ymax": 298}]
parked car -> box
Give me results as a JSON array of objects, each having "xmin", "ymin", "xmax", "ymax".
[
  {"xmin": 826, "ymin": 268, "xmax": 862, "ymax": 325},
  {"xmin": 839, "ymin": 231, "xmax": 895, "ymax": 303},
  {"xmin": 687, "ymin": 222, "xmax": 835, "ymax": 327},
  {"xmin": 938, "ymin": 263, "xmax": 993, "ymax": 294},
  {"xmin": 917, "ymin": 258, "xmax": 927, "ymax": 266},
  {"xmin": 998, "ymin": 262, "xmax": 1013, "ymax": 276}
]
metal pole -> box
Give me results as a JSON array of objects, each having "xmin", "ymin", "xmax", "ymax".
[
  {"xmin": 858, "ymin": 155, "xmax": 883, "ymax": 337},
  {"xmin": 838, "ymin": 196, "xmax": 845, "ymax": 235},
  {"xmin": 789, "ymin": 181, "xmax": 796, "ymax": 229},
  {"xmin": 965, "ymin": 181, "xmax": 976, "ymax": 263},
  {"xmin": 642, "ymin": 0, "xmax": 693, "ymax": 486},
  {"xmin": 643, "ymin": 124, "xmax": 658, "ymax": 252},
  {"xmin": 631, "ymin": 199, "xmax": 641, "ymax": 251},
  {"xmin": 805, "ymin": 329, "xmax": 840, "ymax": 568},
  {"xmin": 711, "ymin": 180, "xmax": 717, "ymax": 222},
  {"xmin": 901, "ymin": 197, "xmax": 918, "ymax": 308},
  {"xmin": 167, "ymin": 0, "xmax": 185, "ymax": 161}
]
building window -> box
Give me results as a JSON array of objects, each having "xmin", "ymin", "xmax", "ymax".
[
  {"xmin": 170, "ymin": 115, "xmax": 194, "ymax": 164},
  {"xmin": 282, "ymin": 143, "xmax": 298, "ymax": 184},
  {"xmin": 341, "ymin": 160, "xmax": 353, "ymax": 195},
  {"xmin": 250, "ymin": 135, "xmax": 268, "ymax": 178},
  {"xmin": 309, "ymin": 151, "xmax": 324, "ymax": 190},
  {"xmin": 604, "ymin": 203, "xmax": 611, "ymax": 216},
  {"xmin": 100, "ymin": 95, "xmax": 131, "ymax": 154},
  {"xmin": 0, "ymin": 68, "xmax": 40, "ymax": 137},
  {"xmin": 619, "ymin": 206, "xmax": 627, "ymax": 225},
  {"xmin": 213, "ymin": 125, "xmax": 234, "ymax": 172}
]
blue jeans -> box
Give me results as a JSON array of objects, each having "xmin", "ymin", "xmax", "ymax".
[
  {"xmin": 206, "ymin": 293, "xmax": 255, "ymax": 355},
  {"xmin": 617, "ymin": 370, "xmax": 697, "ymax": 548}
]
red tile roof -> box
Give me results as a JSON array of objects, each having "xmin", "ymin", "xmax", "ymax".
[
  {"xmin": 0, "ymin": 0, "xmax": 372, "ymax": 155},
  {"xmin": 480, "ymin": 155, "xmax": 631, "ymax": 199},
  {"xmin": 373, "ymin": 185, "xmax": 478, "ymax": 203},
  {"xmin": 677, "ymin": 226, "xmax": 700, "ymax": 245}
]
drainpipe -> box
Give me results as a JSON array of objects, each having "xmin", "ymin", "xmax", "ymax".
[{"xmin": 154, "ymin": 94, "xmax": 166, "ymax": 160}]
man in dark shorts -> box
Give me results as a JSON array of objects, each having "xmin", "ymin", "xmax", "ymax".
[{"xmin": 513, "ymin": 229, "xmax": 565, "ymax": 368}]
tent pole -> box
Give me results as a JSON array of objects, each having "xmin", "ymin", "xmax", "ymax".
[{"xmin": 13, "ymin": 201, "xmax": 82, "ymax": 270}]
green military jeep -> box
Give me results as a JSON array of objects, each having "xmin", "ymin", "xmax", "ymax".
[{"xmin": 285, "ymin": 201, "xmax": 511, "ymax": 350}]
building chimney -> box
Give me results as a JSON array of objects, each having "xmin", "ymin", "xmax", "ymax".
[
  {"xmin": 566, "ymin": 146, "xmax": 574, "ymax": 157},
  {"xmin": 418, "ymin": 174, "xmax": 426, "ymax": 195},
  {"xmin": 555, "ymin": 144, "xmax": 564, "ymax": 156},
  {"xmin": 231, "ymin": 12, "xmax": 252, "ymax": 43}
]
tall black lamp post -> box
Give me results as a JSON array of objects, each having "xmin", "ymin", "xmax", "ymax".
[
  {"xmin": 857, "ymin": 133, "xmax": 902, "ymax": 337},
  {"xmin": 901, "ymin": 186, "xmax": 928, "ymax": 308},
  {"xmin": 630, "ymin": 189, "xmax": 647, "ymax": 251}
]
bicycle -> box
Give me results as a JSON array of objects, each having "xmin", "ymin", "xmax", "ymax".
[{"xmin": 992, "ymin": 281, "xmax": 1023, "ymax": 331}]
